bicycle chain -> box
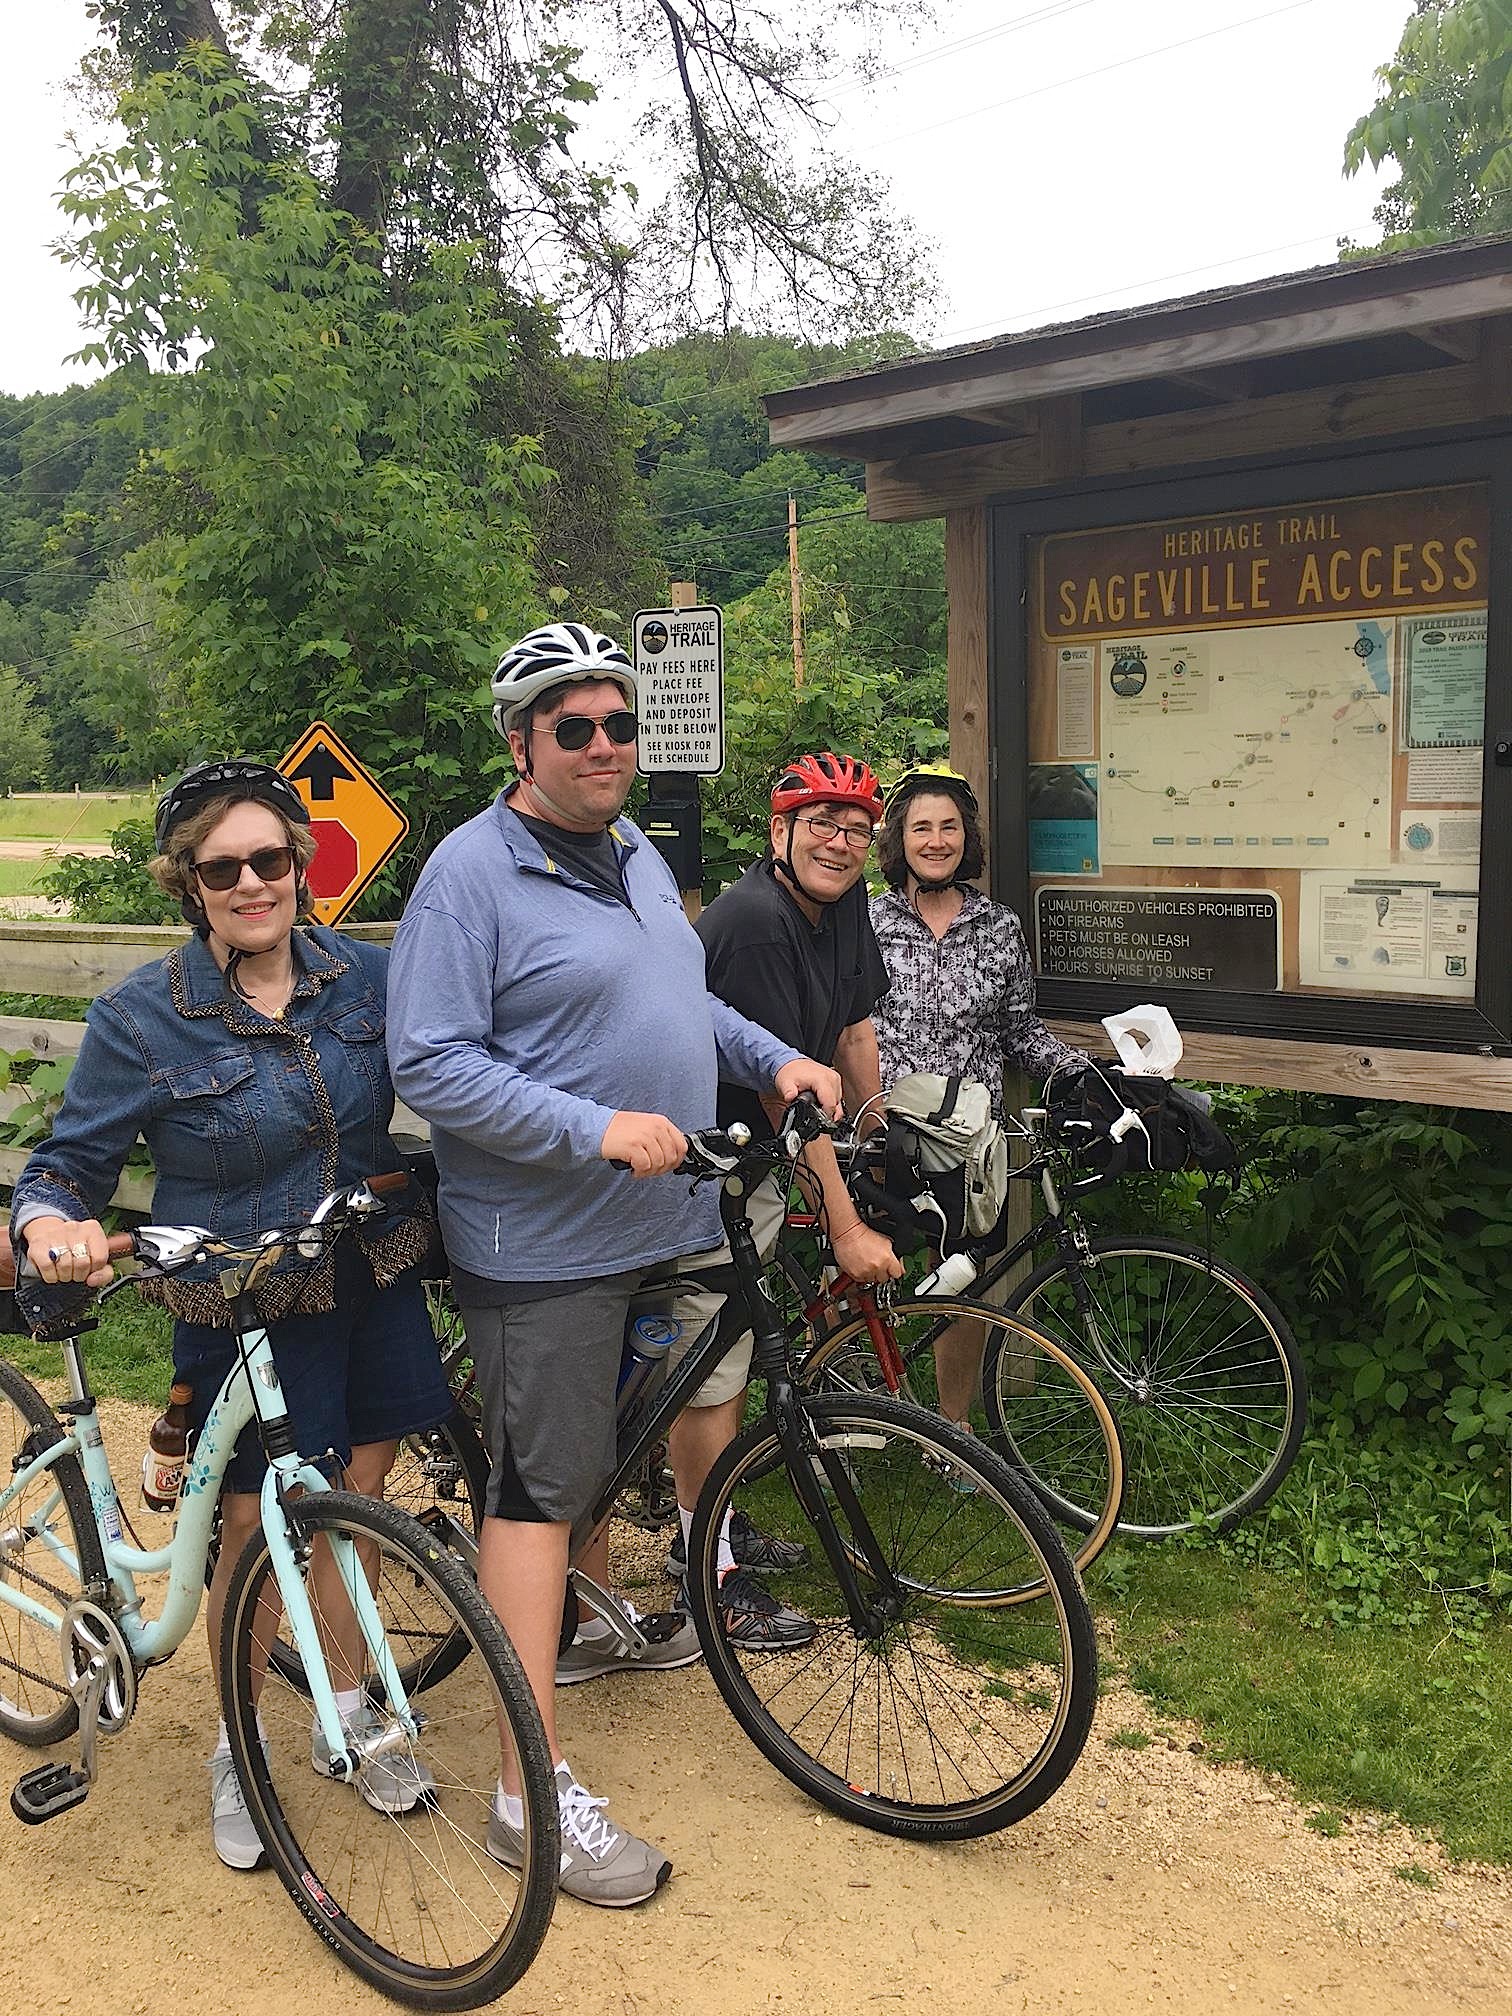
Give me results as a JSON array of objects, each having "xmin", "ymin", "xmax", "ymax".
[{"xmin": 0, "ymin": 1647, "xmax": 67, "ymax": 1697}]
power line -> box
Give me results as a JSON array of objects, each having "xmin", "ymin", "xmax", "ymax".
[
  {"xmin": 855, "ymin": 0, "xmax": 1322, "ymax": 156},
  {"xmin": 931, "ymin": 230, "xmax": 1345, "ymax": 347},
  {"xmin": 824, "ymin": 2, "xmax": 1104, "ymax": 100}
]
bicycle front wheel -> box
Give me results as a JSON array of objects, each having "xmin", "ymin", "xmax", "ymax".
[
  {"xmin": 799, "ymin": 1296, "xmax": 1125, "ymax": 1579},
  {"xmin": 1000, "ymin": 1235, "xmax": 1307, "ymax": 1538},
  {"xmin": 685, "ymin": 1395, "xmax": 1097, "ymax": 1840},
  {"xmin": 221, "ymin": 1491, "xmax": 557, "ymax": 2011},
  {"xmin": 0, "ymin": 1362, "xmax": 107, "ymax": 1747}
]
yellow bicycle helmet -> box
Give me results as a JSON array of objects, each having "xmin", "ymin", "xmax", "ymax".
[{"xmin": 882, "ymin": 762, "xmax": 979, "ymax": 823}]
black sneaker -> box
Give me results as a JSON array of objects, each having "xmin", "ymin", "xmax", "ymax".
[
  {"xmin": 679, "ymin": 1566, "xmax": 816, "ymax": 1648},
  {"xmin": 665, "ymin": 1506, "xmax": 810, "ymax": 1580}
]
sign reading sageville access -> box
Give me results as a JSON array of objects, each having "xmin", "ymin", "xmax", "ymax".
[
  {"xmin": 633, "ymin": 605, "xmax": 725, "ymax": 776},
  {"xmin": 278, "ymin": 721, "xmax": 409, "ymax": 927},
  {"xmin": 1040, "ymin": 485, "xmax": 1488, "ymax": 639}
]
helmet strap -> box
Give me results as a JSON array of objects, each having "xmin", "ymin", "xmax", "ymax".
[{"xmin": 772, "ymin": 820, "xmax": 833, "ymax": 914}]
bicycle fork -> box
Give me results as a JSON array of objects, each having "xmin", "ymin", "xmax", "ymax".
[{"xmin": 259, "ymin": 1468, "xmax": 424, "ymax": 1781}]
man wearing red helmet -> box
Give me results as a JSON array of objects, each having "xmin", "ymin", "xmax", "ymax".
[{"xmin": 665, "ymin": 752, "xmax": 904, "ymax": 1644}]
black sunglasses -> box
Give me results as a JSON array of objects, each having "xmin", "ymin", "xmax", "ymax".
[
  {"xmin": 547, "ymin": 709, "xmax": 638, "ymax": 751},
  {"xmin": 192, "ymin": 845, "xmax": 296, "ymax": 892}
]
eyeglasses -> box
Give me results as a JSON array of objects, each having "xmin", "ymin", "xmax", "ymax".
[
  {"xmin": 795, "ymin": 814, "xmax": 875, "ymax": 848},
  {"xmin": 547, "ymin": 710, "xmax": 638, "ymax": 751},
  {"xmin": 192, "ymin": 845, "xmax": 296, "ymax": 892}
]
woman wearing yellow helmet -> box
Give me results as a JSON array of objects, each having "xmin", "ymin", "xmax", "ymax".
[{"xmin": 871, "ymin": 765, "xmax": 1088, "ymax": 1429}]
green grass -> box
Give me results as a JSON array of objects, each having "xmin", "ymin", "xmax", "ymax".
[
  {"xmin": 1089, "ymin": 1544, "xmax": 1512, "ymax": 1865},
  {"xmin": 1108, "ymin": 1725, "xmax": 1152, "ymax": 1750},
  {"xmin": 5, "ymin": 1292, "xmax": 174, "ymax": 1409},
  {"xmin": 0, "ymin": 794, "xmax": 152, "ymax": 843},
  {"xmin": 0, "ymin": 860, "xmax": 48, "ymax": 897},
  {"xmin": 1305, "ymin": 1807, "xmax": 1346, "ymax": 1838}
]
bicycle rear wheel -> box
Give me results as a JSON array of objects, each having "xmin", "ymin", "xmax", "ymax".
[
  {"xmin": 999, "ymin": 1235, "xmax": 1307, "ymax": 1537},
  {"xmin": 685, "ymin": 1395, "xmax": 1097, "ymax": 1840},
  {"xmin": 798, "ymin": 1296, "xmax": 1125, "ymax": 1578},
  {"xmin": 221, "ymin": 1491, "xmax": 557, "ymax": 2011},
  {"xmin": 0, "ymin": 1363, "xmax": 106, "ymax": 1746}
]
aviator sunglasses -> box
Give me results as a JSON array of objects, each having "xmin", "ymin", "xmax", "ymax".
[
  {"xmin": 192, "ymin": 845, "xmax": 296, "ymax": 892},
  {"xmin": 546, "ymin": 709, "xmax": 638, "ymax": 751}
]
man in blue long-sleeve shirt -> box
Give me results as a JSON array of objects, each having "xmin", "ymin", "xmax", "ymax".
[{"xmin": 388, "ymin": 623, "xmax": 839, "ymax": 1910}]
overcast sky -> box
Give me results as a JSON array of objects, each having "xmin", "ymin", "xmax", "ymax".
[{"xmin": 1, "ymin": 0, "xmax": 1413, "ymax": 397}]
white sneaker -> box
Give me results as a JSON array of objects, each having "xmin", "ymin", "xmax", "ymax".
[{"xmin": 209, "ymin": 1750, "xmax": 267, "ymax": 1871}]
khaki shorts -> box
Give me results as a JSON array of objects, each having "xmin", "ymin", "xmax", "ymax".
[{"xmin": 669, "ymin": 1170, "xmax": 790, "ymax": 1408}]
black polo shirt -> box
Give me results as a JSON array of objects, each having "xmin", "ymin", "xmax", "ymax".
[{"xmin": 696, "ymin": 858, "xmax": 889, "ymax": 1137}]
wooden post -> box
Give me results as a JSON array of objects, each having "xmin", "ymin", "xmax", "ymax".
[
  {"xmin": 945, "ymin": 507, "xmax": 990, "ymax": 879},
  {"xmin": 787, "ymin": 494, "xmax": 805, "ymax": 689}
]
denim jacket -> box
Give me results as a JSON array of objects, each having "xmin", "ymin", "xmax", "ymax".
[{"xmin": 10, "ymin": 925, "xmax": 428, "ymax": 1325}]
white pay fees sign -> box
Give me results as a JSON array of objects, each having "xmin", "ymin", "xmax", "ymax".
[{"xmin": 634, "ymin": 605, "xmax": 725, "ymax": 776}]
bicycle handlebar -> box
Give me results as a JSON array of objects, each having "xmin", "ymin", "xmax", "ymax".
[{"xmin": 13, "ymin": 1175, "xmax": 414, "ymax": 1341}]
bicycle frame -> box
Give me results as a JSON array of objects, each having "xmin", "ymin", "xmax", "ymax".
[
  {"xmin": 0, "ymin": 1309, "xmax": 414, "ymax": 1770},
  {"xmin": 572, "ymin": 1189, "xmax": 904, "ymax": 1640}
]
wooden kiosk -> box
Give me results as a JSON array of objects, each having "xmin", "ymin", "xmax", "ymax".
[{"xmin": 764, "ymin": 237, "xmax": 1512, "ymax": 1110}]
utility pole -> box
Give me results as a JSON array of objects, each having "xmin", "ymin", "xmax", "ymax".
[{"xmin": 787, "ymin": 494, "xmax": 805, "ymax": 689}]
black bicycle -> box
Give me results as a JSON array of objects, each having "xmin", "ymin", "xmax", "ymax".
[
  {"xmin": 808, "ymin": 1099, "xmax": 1306, "ymax": 1540},
  {"xmin": 565, "ymin": 1101, "xmax": 1099, "ymax": 1840},
  {"xmin": 290, "ymin": 1109, "xmax": 1100, "ymax": 1836}
]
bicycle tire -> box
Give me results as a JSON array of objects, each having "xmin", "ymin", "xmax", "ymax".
[
  {"xmin": 0, "ymin": 1361, "xmax": 107, "ymax": 1747},
  {"xmin": 999, "ymin": 1235, "xmax": 1307, "ymax": 1538},
  {"xmin": 798, "ymin": 1296, "xmax": 1125, "ymax": 1584},
  {"xmin": 685, "ymin": 1394, "xmax": 1097, "ymax": 1840},
  {"xmin": 221, "ymin": 1490, "xmax": 557, "ymax": 2011}
]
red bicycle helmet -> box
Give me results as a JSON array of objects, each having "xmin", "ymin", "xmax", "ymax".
[{"xmin": 770, "ymin": 752, "xmax": 884, "ymax": 821}]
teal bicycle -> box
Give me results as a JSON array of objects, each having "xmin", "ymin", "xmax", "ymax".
[{"xmin": 0, "ymin": 1177, "xmax": 557, "ymax": 2011}]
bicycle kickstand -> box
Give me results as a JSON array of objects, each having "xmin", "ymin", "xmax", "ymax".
[{"xmin": 10, "ymin": 1654, "xmax": 109, "ymax": 1825}]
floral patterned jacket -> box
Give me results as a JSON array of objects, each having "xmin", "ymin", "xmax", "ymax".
[{"xmin": 869, "ymin": 886, "xmax": 1087, "ymax": 1118}]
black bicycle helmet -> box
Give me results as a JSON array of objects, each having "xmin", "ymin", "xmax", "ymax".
[{"xmin": 154, "ymin": 760, "xmax": 311, "ymax": 854}]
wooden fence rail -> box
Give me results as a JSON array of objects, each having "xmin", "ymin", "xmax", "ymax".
[
  {"xmin": 0, "ymin": 922, "xmax": 419, "ymax": 1213},
  {"xmin": 4, "ymin": 921, "xmax": 1512, "ymax": 1120}
]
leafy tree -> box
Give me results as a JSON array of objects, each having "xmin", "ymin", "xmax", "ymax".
[
  {"xmin": 1344, "ymin": 0, "xmax": 1512, "ymax": 249},
  {"xmin": 88, "ymin": 0, "xmax": 934, "ymax": 340},
  {"xmin": 61, "ymin": 53, "xmax": 548, "ymax": 879},
  {"xmin": 0, "ymin": 666, "xmax": 52, "ymax": 793}
]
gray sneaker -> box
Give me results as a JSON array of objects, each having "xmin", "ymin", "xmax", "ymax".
[
  {"xmin": 209, "ymin": 1751, "xmax": 267, "ymax": 1872},
  {"xmin": 311, "ymin": 1704, "xmax": 437, "ymax": 1815},
  {"xmin": 555, "ymin": 1602, "xmax": 702, "ymax": 1687},
  {"xmin": 486, "ymin": 1769, "xmax": 671, "ymax": 1908}
]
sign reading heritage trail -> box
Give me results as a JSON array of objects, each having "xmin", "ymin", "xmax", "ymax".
[
  {"xmin": 278, "ymin": 720, "xmax": 409, "ymax": 927},
  {"xmin": 633, "ymin": 605, "xmax": 725, "ymax": 776},
  {"xmin": 1035, "ymin": 886, "xmax": 1282, "ymax": 991}
]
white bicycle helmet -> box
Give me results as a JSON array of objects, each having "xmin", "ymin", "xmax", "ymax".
[{"xmin": 490, "ymin": 622, "xmax": 636, "ymax": 738}]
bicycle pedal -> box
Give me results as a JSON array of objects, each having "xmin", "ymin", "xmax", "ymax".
[{"xmin": 10, "ymin": 1762, "xmax": 91, "ymax": 1824}]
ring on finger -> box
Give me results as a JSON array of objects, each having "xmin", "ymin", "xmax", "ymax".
[{"xmin": 70, "ymin": 1242, "xmax": 90, "ymax": 1262}]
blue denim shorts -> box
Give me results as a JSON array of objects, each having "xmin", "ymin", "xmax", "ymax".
[{"xmin": 172, "ymin": 1257, "xmax": 451, "ymax": 1495}]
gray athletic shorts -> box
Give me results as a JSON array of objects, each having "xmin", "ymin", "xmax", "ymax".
[
  {"xmin": 670, "ymin": 1171, "xmax": 790, "ymax": 1408},
  {"xmin": 461, "ymin": 1271, "xmax": 642, "ymax": 1526}
]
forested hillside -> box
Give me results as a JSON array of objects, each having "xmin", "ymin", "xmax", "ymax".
[{"xmin": 0, "ymin": 330, "xmax": 947, "ymax": 883}]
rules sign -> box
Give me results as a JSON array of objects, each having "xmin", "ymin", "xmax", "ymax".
[{"xmin": 633, "ymin": 605, "xmax": 725, "ymax": 777}]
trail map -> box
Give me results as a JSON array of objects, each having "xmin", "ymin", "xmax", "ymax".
[{"xmin": 1098, "ymin": 618, "xmax": 1395, "ymax": 868}]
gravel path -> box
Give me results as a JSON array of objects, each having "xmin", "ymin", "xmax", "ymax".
[{"xmin": 0, "ymin": 1396, "xmax": 1505, "ymax": 2016}]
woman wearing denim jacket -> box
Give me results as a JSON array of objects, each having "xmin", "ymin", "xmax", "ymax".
[{"xmin": 8, "ymin": 760, "xmax": 451, "ymax": 1871}]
